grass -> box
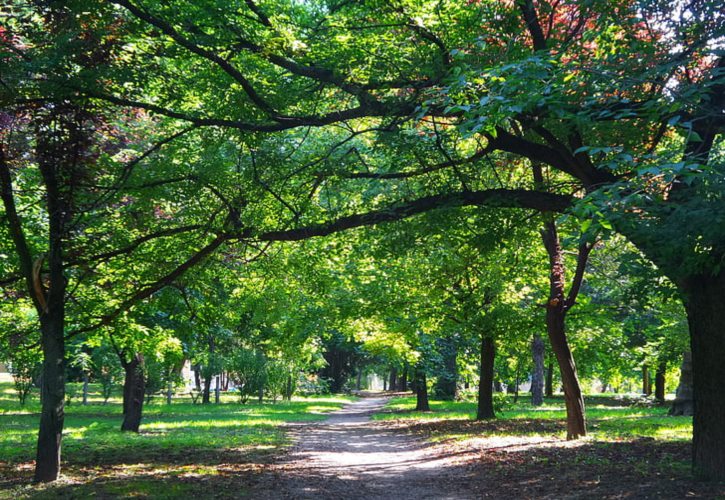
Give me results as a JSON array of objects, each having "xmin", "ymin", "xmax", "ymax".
[
  {"xmin": 0, "ymin": 382, "xmax": 355, "ymax": 498},
  {"xmin": 372, "ymin": 394, "xmax": 692, "ymax": 441}
]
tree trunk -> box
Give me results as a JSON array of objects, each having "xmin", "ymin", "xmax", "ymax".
[
  {"xmin": 681, "ymin": 274, "xmax": 725, "ymax": 480},
  {"xmin": 202, "ymin": 372, "xmax": 212, "ymax": 404},
  {"xmin": 669, "ymin": 352, "xmax": 694, "ymax": 416},
  {"xmin": 34, "ymin": 314, "xmax": 66, "ymax": 483},
  {"xmin": 193, "ymin": 365, "xmax": 201, "ymax": 392},
  {"xmin": 121, "ymin": 353, "xmax": 145, "ymax": 432},
  {"xmin": 531, "ymin": 334, "xmax": 545, "ymax": 406},
  {"xmin": 545, "ymin": 359, "xmax": 554, "ymax": 397},
  {"xmin": 541, "ymin": 218, "xmax": 587, "ymax": 440},
  {"xmin": 285, "ymin": 373, "xmax": 294, "ymax": 400},
  {"xmin": 547, "ymin": 303, "xmax": 586, "ymax": 439},
  {"xmin": 388, "ymin": 366, "xmax": 397, "ymax": 392},
  {"xmin": 166, "ymin": 375, "xmax": 173, "ymax": 405},
  {"xmin": 82, "ymin": 373, "xmax": 89, "ymax": 406},
  {"xmin": 642, "ymin": 365, "xmax": 652, "ymax": 395},
  {"xmin": 398, "ymin": 364, "xmax": 408, "ymax": 392},
  {"xmin": 654, "ymin": 362, "xmax": 666, "ymax": 403},
  {"xmin": 414, "ymin": 364, "xmax": 429, "ymax": 411},
  {"xmin": 214, "ymin": 375, "xmax": 220, "ymax": 404},
  {"xmin": 477, "ymin": 336, "xmax": 496, "ymax": 420},
  {"xmin": 433, "ymin": 335, "xmax": 458, "ymax": 400}
]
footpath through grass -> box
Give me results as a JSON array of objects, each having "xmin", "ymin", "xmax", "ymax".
[{"xmin": 0, "ymin": 382, "xmax": 354, "ymax": 499}]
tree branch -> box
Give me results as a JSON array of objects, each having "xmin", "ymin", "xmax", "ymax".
[
  {"xmin": 565, "ymin": 239, "xmax": 595, "ymax": 310},
  {"xmin": 0, "ymin": 146, "xmax": 40, "ymax": 310},
  {"xmin": 67, "ymin": 233, "xmax": 233, "ymax": 338},
  {"xmin": 112, "ymin": 0, "xmax": 277, "ymax": 116},
  {"xmin": 257, "ymin": 189, "xmax": 571, "ymax": 242},
  {"xmin": 346, "ymin": 148, "xmax": 488, "ymax": 180}
]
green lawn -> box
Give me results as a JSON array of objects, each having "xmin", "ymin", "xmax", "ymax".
[
  {"xmin": 0, "ymin": 382, "xmax": 354, "ymax": 498},
  {"xmin": 373, "ymin": 394, "xmax": 692, "ymax": 442}
]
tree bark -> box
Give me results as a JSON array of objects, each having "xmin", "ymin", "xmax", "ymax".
[
  {"xmin": 669, "ymin": 352, "xmax": 693, "ymax": 416},
  {"xmin": 531, "ymin": 334, "xmax": 545, "ymax": 406},
  {"xmin": 398, "ymin": 364, "xmax": 408, "ymax": 392},
  {"xmin": 166, "ymin": 375, "xmax": 173, "ymax": 405},
  {"xmin": 681, "ymin": 273, "xmax": 725, "ymax": 480},
  {"xmin": 82, "ymin": 373, "xmax": 89, "ymax": 406},
  {"xmin": 642, "ymin": 365, "xmax": 652, "ymax": 395},
  {"xmin": 121, "ymin": 353, "xmax": 145, "ymax": 432},
  {"xmin": 477, "ymin": 336, "xmax": 496, "ymax": 420},
  {"xmin": 193, "ymin": 365, "xmax": 201, "ymax": 392},
  {"xmin": 541, "ymin": 218, "xmax": 587, "ymax": 440},
  {"xmin": 34, "ymin": 314, "xmax": 66, "ymax": 482},
  {"xmin": 388, "ymin": 366, "xmax": 397, "ymax": 392},
  {"xmin": 547, "ymin": 301, "xmax": 587, "ymax": 439},
  {"xmin": 414, "ymin": 364, "xmax": 429, "ymax": 411},
  {"xmin": 284, "ymin": 373, "xmax": 295, "ymax": 401},
  {"xmin": 545, "ymin": 359, "xmax": 554, "ymax": 397},
  {"xmin": 654, "ymin": 362, "xmax": 666, "ymax": 403},
  {"xmin": 202, "ymin": 373, "xmax": 212, "ymax": 404}
]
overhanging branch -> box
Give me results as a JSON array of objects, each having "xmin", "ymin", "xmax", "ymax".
[{"xmin": 257, "ymin": 189, "xmax": 572, "ymax": 242}]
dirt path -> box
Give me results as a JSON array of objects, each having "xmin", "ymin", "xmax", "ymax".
[{"xmin": 244, "ymin": 396, "xmax": 474, "ymax": 499}]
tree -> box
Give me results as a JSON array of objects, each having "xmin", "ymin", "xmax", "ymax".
[{"xmin": 6, "ymin": 0, "xmax": 724, "ymax": 479}]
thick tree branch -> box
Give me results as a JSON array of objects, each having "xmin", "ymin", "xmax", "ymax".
[
  {"xmin": 0, "ymin": 146, "xmax": 40, "ymax": 309},
  {"xmin": 488, "ymin": 128, "xmax": 617, "ymax": 187},
  {"xmin": 518, "ymin": 0, "xmax": 547, "ymax": 51},
  {"xmin": 88, "ymin": 92, "xmax": 395, "ymax": 132},
  {"xmin": 565, "ymin": 239, "xmax": 595, "ymax": 311},
  {"xmin": 244, "ymin": 0, "xmax": 272, "ymax": 27},
  {"xmin": 257, "ymin": 189, "xmax": 571, "ymax": 242}
]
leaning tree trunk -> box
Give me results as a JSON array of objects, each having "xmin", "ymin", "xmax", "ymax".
[
  {"xmin": 682, "ymin": 274, "xmax": 725, "ymax": 480},
  {"xmin": 547, "ymin": 303, "xmax": 587, "ymax": 439},
  {"xmin": 477, "ymin": 335, "xmax": 496, "ymax": 420},
  {"xmin": 414, "ymin": 364, "xmax": 429, "ymax": 411},
  {"xmin": 531, "ymin": 334, "xmax": 545, "ymax": 406},
  {"xmin": 654, "ymin": 362, "xmax": 666, "ymax": 403},
  {"xmin": 121, "ymin": 353, "xmax": 145, "ymax": 432},
  {"xmin": 540, "ymin": 216, "xmax": 588, "ymax": 440}
]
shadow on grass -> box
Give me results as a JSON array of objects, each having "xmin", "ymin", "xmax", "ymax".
[{"xmin": 3, "ymin": 425, "xmax": 723, "ymax": 499}]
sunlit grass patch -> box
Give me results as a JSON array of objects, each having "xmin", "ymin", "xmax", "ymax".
[
  {"xmin": 0, "ymin": 380, "xmax": 355, "ymax": 494},
  {"xmin": 373, "ymin": 394, "xmax": 692, "ymax": 443}
]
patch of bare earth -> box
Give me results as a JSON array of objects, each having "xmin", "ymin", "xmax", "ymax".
[{"xmin": 242, "ymin": 398, "xmax": 725, "ymax": 499}]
